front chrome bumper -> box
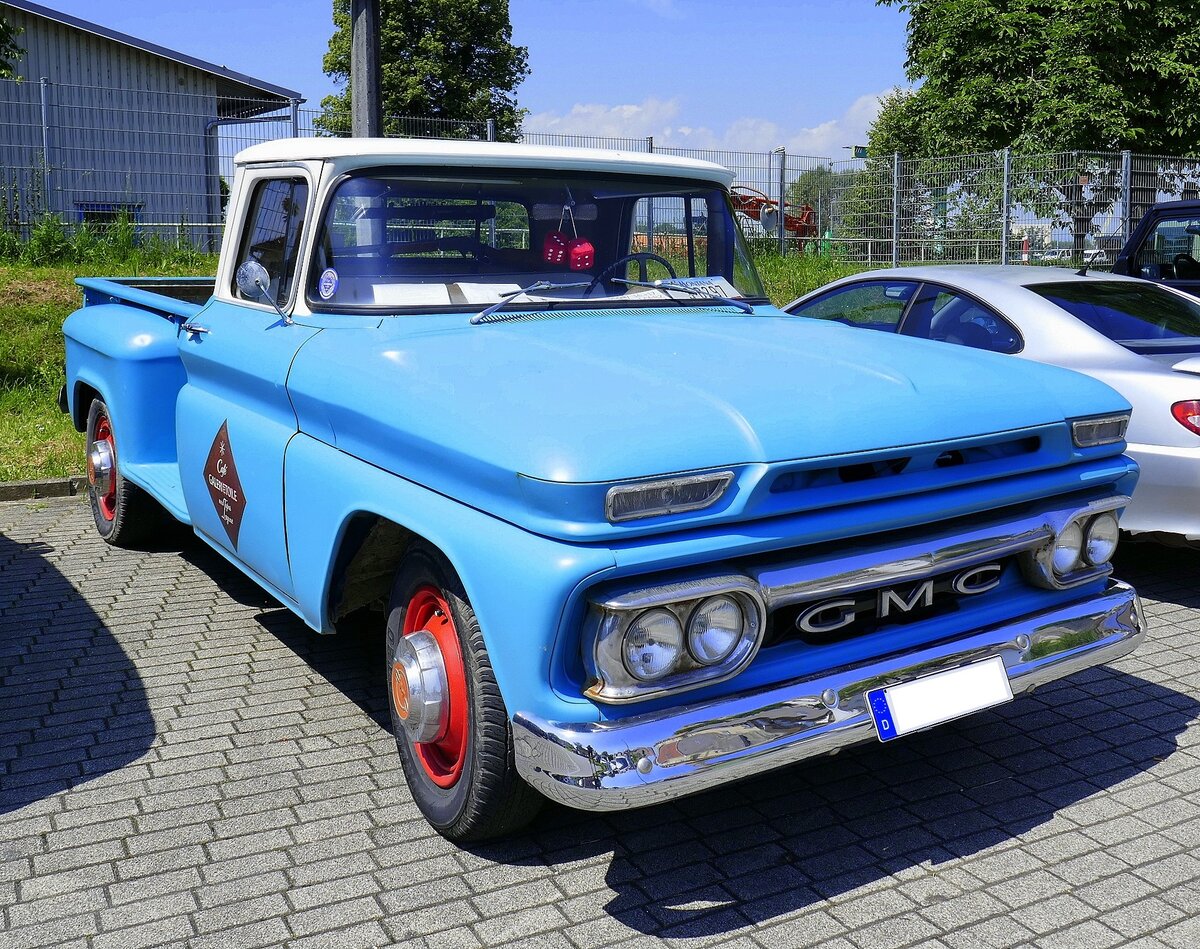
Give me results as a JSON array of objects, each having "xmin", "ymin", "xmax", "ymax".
[{"xmin": 512, "ymin": 579, "xmax": 1144, "ymax": 811}]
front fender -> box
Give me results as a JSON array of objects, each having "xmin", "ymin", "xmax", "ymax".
[{"xmin": 282, "ymin": 433, "xmax": 616, "ymax": 723}]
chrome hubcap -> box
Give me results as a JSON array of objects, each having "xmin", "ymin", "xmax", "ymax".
[
  {"xmin": 87, "ymin": 439, "xmax": 114, "ymax": 496},
  {"xmin": 391, "ymin": 629, "xmax": 448, "ymax": 743}
]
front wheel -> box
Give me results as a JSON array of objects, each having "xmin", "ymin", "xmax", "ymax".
[
  {"xmin": 84, "ymin": 398, "xmax": 161, "ymax": 547},
  {"xmin": 385, "ymin": 543, "xmax": 543, "ymax": 841}
]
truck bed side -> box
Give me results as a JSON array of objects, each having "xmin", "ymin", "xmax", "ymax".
[{"xmin": 63, "ymin": 276, "xmax": 216, "ymax": 522}]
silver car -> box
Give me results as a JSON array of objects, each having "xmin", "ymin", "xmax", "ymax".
[{"xmin": 785, "ymin": 265, "xmax": 1200, "ymax": 544}]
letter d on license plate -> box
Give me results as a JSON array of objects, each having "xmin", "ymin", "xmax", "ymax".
[{"xmin": 867, "ymin": 656, "xmax": 1013, "ymax": 742}]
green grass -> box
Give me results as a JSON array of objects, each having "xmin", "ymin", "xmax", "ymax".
[
  {"xmin": 0, "ymin": 256, "xmax": 217, "ymax": 483},
  {"xmin": 1, "ymin": 248, "xmax": 866, "ymax": 483},
  {"xmin": 753, "ymin": 250, "xmax": 870, "ymax": 304}
]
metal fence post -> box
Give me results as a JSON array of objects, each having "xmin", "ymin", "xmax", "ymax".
[
  {"xmin": 645, "ymin": 137, "xmax": 655, "ymax": 250},
  {"xmin": 892, "ymin": 152, "xmax": 900, "ymax": 267},
  {"xmin": 1000, "ymin": 147, "xmax": 1011, "ymax": 265},
  {"xmin": 486, "ymin": 118, "xmax": 496, "ymax": 142},
  {"xmin": 39, "ymin": 77, "xmax": 52, "ymax": 216},
  {"xmin": 1121, "ymin": 149, "xmax": 1132, "ymax": 242},
  {"xmin": 290, "ymin": 98, "xmax": 301, "ymax": 138},
  {"xmin": 775, "ymin": 146, "xmax": 787, "ymax": 256}
]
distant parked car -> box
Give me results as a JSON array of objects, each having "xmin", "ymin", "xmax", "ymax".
[
  {"xmin": 785, "ymin": 266, "xmax": 1200, "ymax": 544},
  {"xmin": 1113, "ymin": 200, "xmax": 1200, "ymax": 298}
]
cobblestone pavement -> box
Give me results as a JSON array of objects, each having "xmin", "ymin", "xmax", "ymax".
[{"xmin": 4, "ymin": 497, "xmax": 1200, "ymax": 949}]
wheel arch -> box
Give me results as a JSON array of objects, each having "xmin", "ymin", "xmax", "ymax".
[{"xmin": 284, "ymin": 433, "xmax": 616, "ymax": 723}]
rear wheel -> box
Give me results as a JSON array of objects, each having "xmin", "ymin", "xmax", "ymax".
[
  {"xmin": 385, "ymin": 543, "xmax": 542, "ymax": 841},
  {"xmin": 84, "ymin": 398, "xmax": 160, "ymax": 546}
]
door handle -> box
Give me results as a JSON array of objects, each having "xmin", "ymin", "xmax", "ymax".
[{"xmin": 182, "ymin": 322, "xmax": 210, "ymax": 336}]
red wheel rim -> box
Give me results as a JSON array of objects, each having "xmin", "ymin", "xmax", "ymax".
[
  {"xmin": 403, "ymin": 585, "xmax": 468, "ymax": 788},
  {"xmin": 93, "ymin": 413, "xmax": 117, "ymax": 522}
]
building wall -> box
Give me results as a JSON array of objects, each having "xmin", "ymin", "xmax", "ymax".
[{"xmin": 0, "ymin": 7, "xmax": 222, "ymax": 236}]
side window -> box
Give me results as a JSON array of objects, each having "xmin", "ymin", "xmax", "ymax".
[
  {"xmin": 233, "ymin": 177, "xmax": 309, "ymax": 307},
  {"xmin": 1142, "ymin": 217, "xmax": 1200, "ymax": 269},
  {"xmin": 791, "ymin": 281, "xmax": 916, "ymax": 332},
  {"xmin": 903, "ymin": 285, "xmax": 1021, "ymax": 354}
]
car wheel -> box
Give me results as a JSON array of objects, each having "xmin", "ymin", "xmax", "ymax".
[
  {"xmin": 84, "ymin": 398, "xmax": 161, "ymax": 546},
  {"xmin": 385, "ymin": 542, "xmax": 543, "ymax": 841}
]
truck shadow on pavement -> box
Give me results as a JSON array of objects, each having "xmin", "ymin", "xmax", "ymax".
[
  {"xmin": 116, "ymin": 530, "xmax": 1200, "ymax": 940},
  {"xmin": 0, "ymin": 533, "xmax": 155, "ymax": 817}
]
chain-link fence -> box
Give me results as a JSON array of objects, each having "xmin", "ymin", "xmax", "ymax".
[{"xmin": 3, "ymin": 76, "xmax": 1199, "ymax": 262}]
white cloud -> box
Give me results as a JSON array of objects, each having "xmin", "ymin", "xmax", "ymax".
[{"xmin": 522, "ymin": 92, "xmax": 887, "ymax": 159}]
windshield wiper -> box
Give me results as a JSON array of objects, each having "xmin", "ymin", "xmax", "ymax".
[
  {"xmin": 612, "ymin": 277, "xmax": 754, "ymax": 313},
  {"xmin": 470, "ymin": 280, "xmax": 592, "ymax": 324}
]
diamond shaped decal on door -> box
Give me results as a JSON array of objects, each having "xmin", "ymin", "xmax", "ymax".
[{"xmin": 203, "ymin": 420, "xmax": 247, "ymax": 548}]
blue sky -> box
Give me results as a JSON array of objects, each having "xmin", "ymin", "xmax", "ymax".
[{"xmin": 42, "ymin": 0, "xmax": 909, "ymax": 158}]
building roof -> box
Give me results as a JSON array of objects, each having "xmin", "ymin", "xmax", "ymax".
[
  {"xmin": 2, "ymin": 0, "xmax": 302, "ymax": 103},
  {"xmin": 235, "ymin": 138, "xmax": 737, "ymax": 185}
]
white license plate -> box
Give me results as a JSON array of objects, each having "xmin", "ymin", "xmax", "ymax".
[{"xmin": 867, "ymin": 656, "xmax": 1013, "ymax": 742}]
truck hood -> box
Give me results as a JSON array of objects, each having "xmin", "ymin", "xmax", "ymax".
[{"xmin": 286, "ymin": 307, "xmax": 1129, "ymax": 535}]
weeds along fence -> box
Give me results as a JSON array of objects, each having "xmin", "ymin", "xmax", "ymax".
[{"xmin": 3, "ymin": 77, "xmax": 1200, "ymax": 264}]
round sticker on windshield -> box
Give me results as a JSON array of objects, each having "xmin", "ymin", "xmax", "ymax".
[{"xmin": 318, "ymin": 268, "xmax": 339, "ymax": 300}]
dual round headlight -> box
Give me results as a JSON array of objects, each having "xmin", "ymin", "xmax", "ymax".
[
  {"xmin": 622, "ymin": 595, "xmax": 747, "ymax": 682},
  {"xmin": 1052, "ymin": 511, "xmax": 1120, "ymax": 576}
]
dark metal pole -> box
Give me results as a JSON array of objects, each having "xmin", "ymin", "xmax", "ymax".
[{"xmin": 351, "ymin": 0, "xmax": 383, "ymax": 137}]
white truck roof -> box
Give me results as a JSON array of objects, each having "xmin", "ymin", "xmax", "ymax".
[{"xmin": 234, "ymin": 137, "xmax": 736, "ymax": 186}]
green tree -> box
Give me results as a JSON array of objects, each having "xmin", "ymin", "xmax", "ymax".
[
  {"xmin": 875, "ymin": 0, "xmax": 1200, "ymax": 155},
  {"xmin": 1, "ymin": 12, "xmax": 23, "ymax": 79},
  {"xmin": 318, "ymin": 0, "xmax": 529, "ymax": 140}
]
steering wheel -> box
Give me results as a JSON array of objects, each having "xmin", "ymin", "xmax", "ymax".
[
  {"xmin": 586, "ymin": 252, "xmax": 677, "ymax": 295},
  {"xmin": 1174, "ymin": 253, "xmax": 1200, "ymax": 279}
]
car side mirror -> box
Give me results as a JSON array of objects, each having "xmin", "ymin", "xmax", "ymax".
[
  {"xmin": 235, "ymin": 260, "xmax": 272, "ymax": 300},
  {"xmin": 234, "ymin": 259, "xmax": 292, "ymax": 325}
]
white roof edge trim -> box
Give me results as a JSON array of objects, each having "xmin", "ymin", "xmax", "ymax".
[{"xmin": 234, "ymin": 138, "xmax": 736, "ymax": 186}]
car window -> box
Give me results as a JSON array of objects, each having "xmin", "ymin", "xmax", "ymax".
[
  {"xmin": 902, "ymin": 284, "xmax": 1021, "ymax": 354},
  {"xmin": 1140, "ymin": 217, "xmax": 1200, "ymax": 274},
  {"xmin": 233, "ymin": 177, "xmax": 309, "ymax": 307},
  {"xmin": 1028, "ymin": 280, "xmax": 1200, "ymax": 352},
  {"xmin": 790, "ymin": 281, "xmax": 916, "ymax": 332},
  {"xmin": 305, "ymin": 168, "xmax": 766, "ymax": 312}
]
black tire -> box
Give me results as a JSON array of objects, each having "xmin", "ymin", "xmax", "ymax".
[
  {"xmin": 385, "ymin": 542, "xmax": 543, "ymax": 841},
  {"xmin": 84, "ymin": 398, "xmax": 161, "ymax": 547}
]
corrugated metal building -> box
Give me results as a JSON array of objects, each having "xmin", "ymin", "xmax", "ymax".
[{"xmin": 0, "ymin": 0, "xmax": 302, "ymax": 242}]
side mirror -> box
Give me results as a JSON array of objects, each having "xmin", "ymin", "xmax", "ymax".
[
  {"xmin": 235, "ymin": 260, "xmax": 272, "ymax": 300},
  {"xmin": 759, "ymin": 205, "xmax": 779, "ymax": 236},
  {"xmin": 234, "ymin": 259, "xmax": 292, "ymax": 325}
]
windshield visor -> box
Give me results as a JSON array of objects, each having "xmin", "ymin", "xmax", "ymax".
[
  {"xmin": 1029, "ymin": 280, "xmax": 1200, "ymax": 353},
  {"xmin": 306, "ymin": 167, "xmax": 766, "ymax": 312}
]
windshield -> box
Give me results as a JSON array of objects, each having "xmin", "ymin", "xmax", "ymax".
[
  {"xmin": 1028, "ymin": 280, "xmax": 1200, "ymax": 352},
  {"xmin": 306, "ymin": 167, "xmax": 766, "ymax": 313}
]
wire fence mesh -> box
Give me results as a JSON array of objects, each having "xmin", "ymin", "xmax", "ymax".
[{"xmin": 4, "ymin": 76, "xmax": 1200, "ymax": 264}]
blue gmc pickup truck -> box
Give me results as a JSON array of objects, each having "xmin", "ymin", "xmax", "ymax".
[{"xmin": 62, "ymin": 139, "xmax": 1145, "ymax": 841}]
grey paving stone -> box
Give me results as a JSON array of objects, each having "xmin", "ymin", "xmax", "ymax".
[{"xmin": 6, "ymin": 497, "xmax": 1200, "ymax": 949}]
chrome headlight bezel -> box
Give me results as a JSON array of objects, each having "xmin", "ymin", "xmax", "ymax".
[
  {"xmin": 1022, "ymin": 495, "xmax": 1127, "ymax": 590},
  {"xmin": 584, "ymin": 575, "xmax": 766, "ymax": 703}
]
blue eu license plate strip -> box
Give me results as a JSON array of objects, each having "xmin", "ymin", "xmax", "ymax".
[{"xmin": 867, "ymin": 656, "xmax": 1012, "ymax": 742}]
